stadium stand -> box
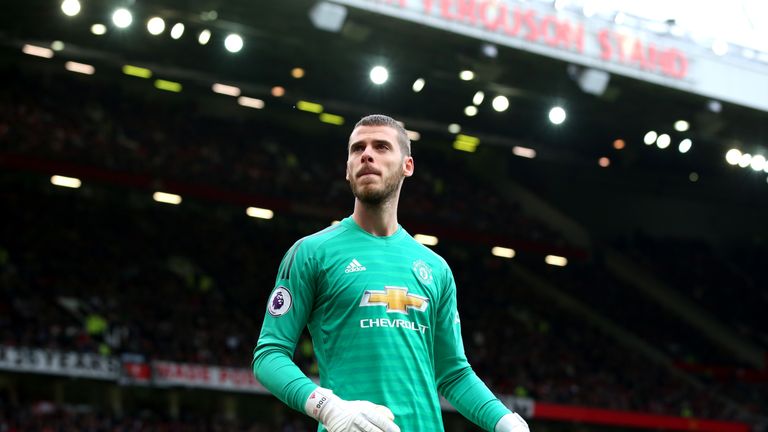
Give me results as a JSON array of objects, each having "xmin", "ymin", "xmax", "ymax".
[
  {"xmin": 620, "ymin": 234, "xmax": 768, "ymax": 347},
  {"xmin": 0, "ymin": 165, "xmax": 763, "ymax": 424}
]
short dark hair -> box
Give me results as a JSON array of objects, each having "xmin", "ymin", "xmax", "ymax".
[{"xmin": 353, "ymin": 114, "xmax": 411, "ymax": 156}]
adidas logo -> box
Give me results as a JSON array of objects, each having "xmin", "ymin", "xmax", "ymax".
[{"xmin": 344, "ymin": 259, "xmax": 367, "ymax": 273}]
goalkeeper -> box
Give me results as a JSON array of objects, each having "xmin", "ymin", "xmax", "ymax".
[{"xmin": 253, "ymin": 114, "xmax": 530, "ymax": 432}]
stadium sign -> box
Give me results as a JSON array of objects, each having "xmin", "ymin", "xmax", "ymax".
[
  {"xmin": 331, "ymin": 0, "xmax": 768, "ymax": 112},
  {"xmin": 0, "ymin": 345, "xmax": 119, "ymax": 380},
  {"xmin": 152, "ymin": 361, "xmax": 267, "ymax": 393}
]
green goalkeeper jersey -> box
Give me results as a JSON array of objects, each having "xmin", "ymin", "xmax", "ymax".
[{"xmin": 253, "ymin": 217, "xmax": 511, "ymax": 431}]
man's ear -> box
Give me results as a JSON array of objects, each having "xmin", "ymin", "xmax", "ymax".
[{"xmin": 403, "ymin": 156, "xmax": 414, "ymax": 177}]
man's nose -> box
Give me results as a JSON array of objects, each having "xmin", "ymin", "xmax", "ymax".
[{"xmin": 360, "ymin": 146, "xmax": 374, "ymax": 162}]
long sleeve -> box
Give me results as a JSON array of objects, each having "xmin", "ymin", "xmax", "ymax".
[
  {"xmin": 434, "ymin": 266, "xmax": 512, "ymax": 431},
  {"xmin": 252, "ymin": 347, "xmax": 317, "ymax": 412},
  {"xmin": 252, "ymin": 240, "xmax": 319, "ymax": 413}
]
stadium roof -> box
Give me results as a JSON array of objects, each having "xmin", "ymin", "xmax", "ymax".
[{"xmin": 2, "ymin": 0, "xmax": 767, "ymax": 226}]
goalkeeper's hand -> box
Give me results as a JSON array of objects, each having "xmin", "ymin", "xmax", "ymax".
[
  {"xmin": 305, "ymin": 387, "xmax": 401, "ymax": 432},
  {"xmin": 495, "ymin": 413, "xmax": 530, "ymax": 432}
]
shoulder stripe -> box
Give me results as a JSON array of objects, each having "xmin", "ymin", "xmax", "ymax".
[
  {"xmin": 281, "ymin": 224, "xmax": 344, "ymax": 280},
  {"xmin": 312, "ymin": 223, "xmax": 344, "ymax": 238},
  {"xmin": 281, "ymin": 240, "xmax": 303, "ymax": 280}
]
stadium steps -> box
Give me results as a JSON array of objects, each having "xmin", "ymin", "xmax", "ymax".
[
  {"xmin": 506, "ymin": 261, "xmax": 750, "ymax": 419},
  {"xmin": 463, "ymin": 152, "xmax": 765, "ymax": 370},
  {"xmin": 603, "ymin": 249, "xmax": 765, "ymax": 368}
]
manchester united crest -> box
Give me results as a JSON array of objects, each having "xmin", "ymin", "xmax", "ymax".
[{"xmin": 412, "ymin": 260, "xmax": 433, "ymax": 284}]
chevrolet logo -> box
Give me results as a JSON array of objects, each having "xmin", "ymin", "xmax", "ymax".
[{"xmin": 360, "ymin": 286, "xmax": 428, "ymax": 314}]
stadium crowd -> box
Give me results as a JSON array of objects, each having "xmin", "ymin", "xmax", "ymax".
[
  {"xmin": 0, "ymin": 67, "xmax": 565, "ymax": 251},
  {"xmin": 620, "ymin": 234, "xmax": 767, "ymax": 347},
  {"xmin": 0, "ymin": 182, "xmax": 762, "ymax": 424},
  {"xmin": 542, "ymin": 260, "xmax": 743, "ymax": 366}
]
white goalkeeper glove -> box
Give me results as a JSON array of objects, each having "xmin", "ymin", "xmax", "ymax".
[
  {"xmin": 495, "ymin": 413, "xmax": 530, "ymax": 432},
  {"xmin": 305, "ymin": 387, "xmax": 401, "ymax": 432}
]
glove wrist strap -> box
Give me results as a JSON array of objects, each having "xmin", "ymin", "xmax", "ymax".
[{"xmin": 304, "ymin": 387, "xmax": 335, "ymax": 421}]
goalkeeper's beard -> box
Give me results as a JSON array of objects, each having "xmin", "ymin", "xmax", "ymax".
[{"xmin": 349, "ymin": 167, "xmax": 403, "ymax": 206}]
